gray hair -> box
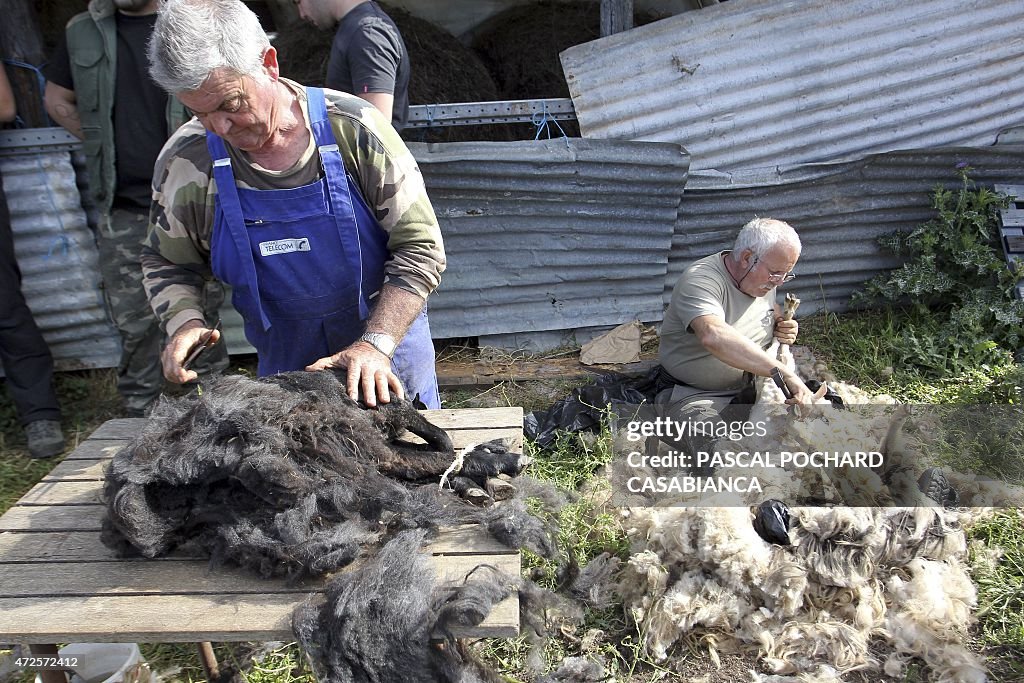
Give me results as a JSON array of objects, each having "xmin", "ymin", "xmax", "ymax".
[
  {"xmin": 732, "ymin": 217, "xmax": 801, "ymax": 259},
  {"xmin": 148, "ymin": 0, "xmax": 271, "ymax": 93}
]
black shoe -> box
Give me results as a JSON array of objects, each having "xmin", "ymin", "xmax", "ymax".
[{"xmin": 25, "ymin": 420, "xmax": 65, "ymax": 458}]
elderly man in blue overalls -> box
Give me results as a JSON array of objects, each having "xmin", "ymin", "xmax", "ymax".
[{"xmin": 140, "ymin": 0, "xmax": 445, "ymax": 408}]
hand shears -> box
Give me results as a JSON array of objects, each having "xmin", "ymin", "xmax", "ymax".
[{"xmin": 182, "ymin": 319, "xmax": 222, "ymax": 371}]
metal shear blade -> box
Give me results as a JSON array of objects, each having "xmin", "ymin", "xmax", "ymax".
[{"xmin": 182, "ymin": 319, "xmax": 222, "ymax": 371}]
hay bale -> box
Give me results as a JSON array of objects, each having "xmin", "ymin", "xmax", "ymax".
[
  {"xmin": 275, "ymin": 7, "xmax": 513, "ymax": 141},
  {"xmin": 273, "ymin": 21, "xmax": 331, "ymax": 87},
  {"xmin": 385, "ymin": 5, "xmax": 499, "ymax": 106},
  {"xmin": 472, "ymin": 0, "xmax": 662, "ymax": 100},
  {"xmin": 274, "ymin": 6, "xmax": 499, "ymax": 105}
]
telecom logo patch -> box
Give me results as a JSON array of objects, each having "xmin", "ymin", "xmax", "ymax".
[{"xmin": 259, "ymin": 238, "xmax": 311, "ymax": 257}]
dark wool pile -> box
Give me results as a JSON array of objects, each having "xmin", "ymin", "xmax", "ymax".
[
  {"xmin": 294, "ymin": 529, "xmax": 516, "ymax": 683},
  {"xmin": 101, "ymin": 370, "xmax": 552, "ymax": 576},
  {"xmin": 99, "ymin": 369, "xmax": 585, "ymax": 681}
]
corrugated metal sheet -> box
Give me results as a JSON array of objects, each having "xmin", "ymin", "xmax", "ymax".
[
  {"xmin": 561, "ymin": 0, "xmax": 1024, "ymax": 172},
  {"xmin": 0, "ymin": 141, "xmax": 121, "ymax": 370},
  {"xmin": 408, "ymin": 137, "xmax": 689, "ymax": 338},
  {"xmin": 668, "ymin": 144, "xmax": 1024, "ymax": 315}
]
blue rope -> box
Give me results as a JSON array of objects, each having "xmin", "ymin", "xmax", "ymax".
[
  {"xmin": 531, "ymin": 100, "xmax": 570, "ymax": 149},
  {"xmin": 34, "ymin": 154, "xmax": 72, "ymax": 260}
]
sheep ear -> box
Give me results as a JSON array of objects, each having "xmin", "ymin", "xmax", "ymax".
[{"xmin": 813, "ymin": 382, "xmax": 829, "ymax": 402}]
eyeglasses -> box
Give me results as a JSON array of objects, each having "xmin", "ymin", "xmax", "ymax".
[{"xmin": 753, "ymin": 257, "xmax": 796, "ymax": 283}]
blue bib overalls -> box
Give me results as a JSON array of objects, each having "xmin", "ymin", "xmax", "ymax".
[{"xmin": 205, "ymin": 87, "xmax": 440, "ymax": 407}]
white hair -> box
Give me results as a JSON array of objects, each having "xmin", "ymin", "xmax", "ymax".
[
  {"xmin": 148, "ymin": 0, "xmax": 271, "ymax": 93},
  {"xmin": 732, "ymin": 217, "xmax": 801, "ymax": 259}
]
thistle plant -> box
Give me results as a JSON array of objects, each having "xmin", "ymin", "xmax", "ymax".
[{"xmin": 855, "ymin": 166, "xmax": 1023, "ymax": 376}]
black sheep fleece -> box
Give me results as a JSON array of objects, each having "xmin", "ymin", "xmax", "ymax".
[{"xmin": 100, "ymin": 369, "xmax": 578, "ymax": 683}]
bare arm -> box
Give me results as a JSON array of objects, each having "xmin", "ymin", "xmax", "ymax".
[
  {"xmin": 358, "ymin": 91, "xmax": 394, "ymax": 125},
  {"xmin": 44, "ymin": 81, "xmax": 83, "ymax": 139},
  {"xmin": 305, "ymin": 284, "xmax": 426, "ymax": 406},
  {"xmin": 690, "ymin": 314, "xmax": 815, "ymax": 405}
]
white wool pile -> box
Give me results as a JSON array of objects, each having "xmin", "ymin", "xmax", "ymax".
[
  {"xmin": 616, "ymin": 347, "xmax": 996, "ymax": 681},
  {"xmin": 620, "ymin": 503, "xmax": 984, "ymax": 680}
]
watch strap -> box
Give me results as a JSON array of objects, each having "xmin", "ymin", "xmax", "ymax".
[{"xmin": 360, "ymin": 332, "xmax": 397, "ymax": 359}]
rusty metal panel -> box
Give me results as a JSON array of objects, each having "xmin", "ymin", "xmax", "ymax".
[
  {"xmin": 668, "ymin": 145, "xmax": 1024, "ymax": 315},
  {"xmin": 408, "ymin": 137, "xmax": 690, "ymax": 337},
  {"xmin": 561, "ymin": 0, "xmax": 1024, "ymax": 172}
]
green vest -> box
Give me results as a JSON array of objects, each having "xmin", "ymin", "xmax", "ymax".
[{"xmin": 64, "ymin": 0, "xmax": 187, "ymax": 214}]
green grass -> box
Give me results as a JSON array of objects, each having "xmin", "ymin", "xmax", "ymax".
[
  {"xmin": 969, "ymin": 509, "xmax": 1024, "ymax": 646},
  {"xmin": 798, "ymin": 310, "xmax": 1024, "ymax": 404},
  {"xmin": 3, "ymin": 310, "xmax": 1024, "ymax": 681},
  {"xmin": 0, "ymin": 369, "xmax": 123, "ymax": 513}
]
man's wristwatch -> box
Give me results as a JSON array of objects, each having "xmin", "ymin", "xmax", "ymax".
[{"xmin": 360, "ymin": 332, "xmax": 397, "ymax": 359}]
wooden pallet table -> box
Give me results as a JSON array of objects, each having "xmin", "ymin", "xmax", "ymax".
[{"xmin": 0, "ymin": 408, "xmax": 524, "ymax": 679}]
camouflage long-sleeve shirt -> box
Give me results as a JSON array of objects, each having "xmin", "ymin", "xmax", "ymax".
[{"xmin": 141, "ymin": 80, "xmax": 445, "ymax": 338}]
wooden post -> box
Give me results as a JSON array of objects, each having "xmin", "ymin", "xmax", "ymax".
[
  {"xmin": 27, "ymin": 644, "xmax": 68, "ymax": 683},
  {"xmin": 0, "ymin": 0, "xmax": 48, "ymax": 126},
  {"xmin": 600, "ymin": 0, "xmax": 634, "ymax": 37},
  {"xmin": 196, "ymin": 642, "xmax": 221, "ymax": 682}
]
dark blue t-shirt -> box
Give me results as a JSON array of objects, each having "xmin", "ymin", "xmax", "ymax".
[{"xmin": 325, "ymin": 1, "xmax": 410, "ymax": 130}]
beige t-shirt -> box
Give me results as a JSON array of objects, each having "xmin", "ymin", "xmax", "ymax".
[{"xmin": 658, "ymin": 251, "xmax": 776, "ymax": 391}]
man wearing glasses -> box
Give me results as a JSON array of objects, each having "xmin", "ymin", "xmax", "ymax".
[{"xmin": 655, "ymin": 218, "xmax": 816, "ymax": 442}]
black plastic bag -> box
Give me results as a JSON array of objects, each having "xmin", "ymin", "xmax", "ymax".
[
  {"xmin": 753, "ymin": 499, "xmax": 791, "ymax": 545},
  {"xmin": 524, "ymin": 375, "xmax": 648, "ymax": 449}
]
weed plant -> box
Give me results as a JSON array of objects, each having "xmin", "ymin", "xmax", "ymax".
[{"xmin": 854, "ymin": 167, "xmax": 1023, "ymax": 376}]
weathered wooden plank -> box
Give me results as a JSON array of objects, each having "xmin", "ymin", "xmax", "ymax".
[
  {"xmin": 0, "ymin": 526, "xmax": 518, "ymax": 560},
  {"xmin": 17, "ymin": 481, "xmax": 102, "ymax": 506},
  {"xmin": 0, "ymin": 560, "xmax": 307, "ymax": 596},
  {"xmin": 437, "ymin": 357, "xmax": 657, "ymax": 388},
  {"xmin": 995, "ymin": 184, "xmax": 1024, "ymax": 200},
  {"xmin": 0, "ymin": 592, "xmax": 519, "ymax": 642},
  {"xmin": 43, "ymin": 459, "xmax": 107, "ymax": 481},
  {"xmin": 600, "ymin": 0, "xmax": 634, "ymax": 36},
  {"xmin": 0, "ymin": 553, "xmax": 518, "ymax": 598},
  {"xmin": 424, "ymin": 407, "xmax": 523, "ymax": 429},
  {"xmin": 87, "ymin": 408, "xmax": 523, "ymax": 440},
  {"xmin": 86, "ymin": 419, "xmax": 146, "ymax": 440},
  {"xmin": 0, "ymin": 530, "xmax": 137, "ymax": 561},
  {"xmin": 61, "ymin": 440, "xmax": 127, "ymax": 460},
  {"xmin": 999, "ymin": 209, "xmax": 1024, "ymax": 227},
  {"xmin": 432, "ymin": 525, "xmax": 519, "ymax": 555},
  {"xmin": 0, "ymin": 505, "xmax": 104, "ymax": 532}
]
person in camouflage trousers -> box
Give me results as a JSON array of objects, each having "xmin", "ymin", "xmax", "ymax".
[
  {"xmin": 44, "ymin": 0, "xmax": 227, "ymax": 416},
  {"xmin": 142, "ymin": 0, "xmax": 445, "ymax": 409},
  {"xmin": 98, "ymin": 209, "xmax": 226, "ymax": 413}
]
